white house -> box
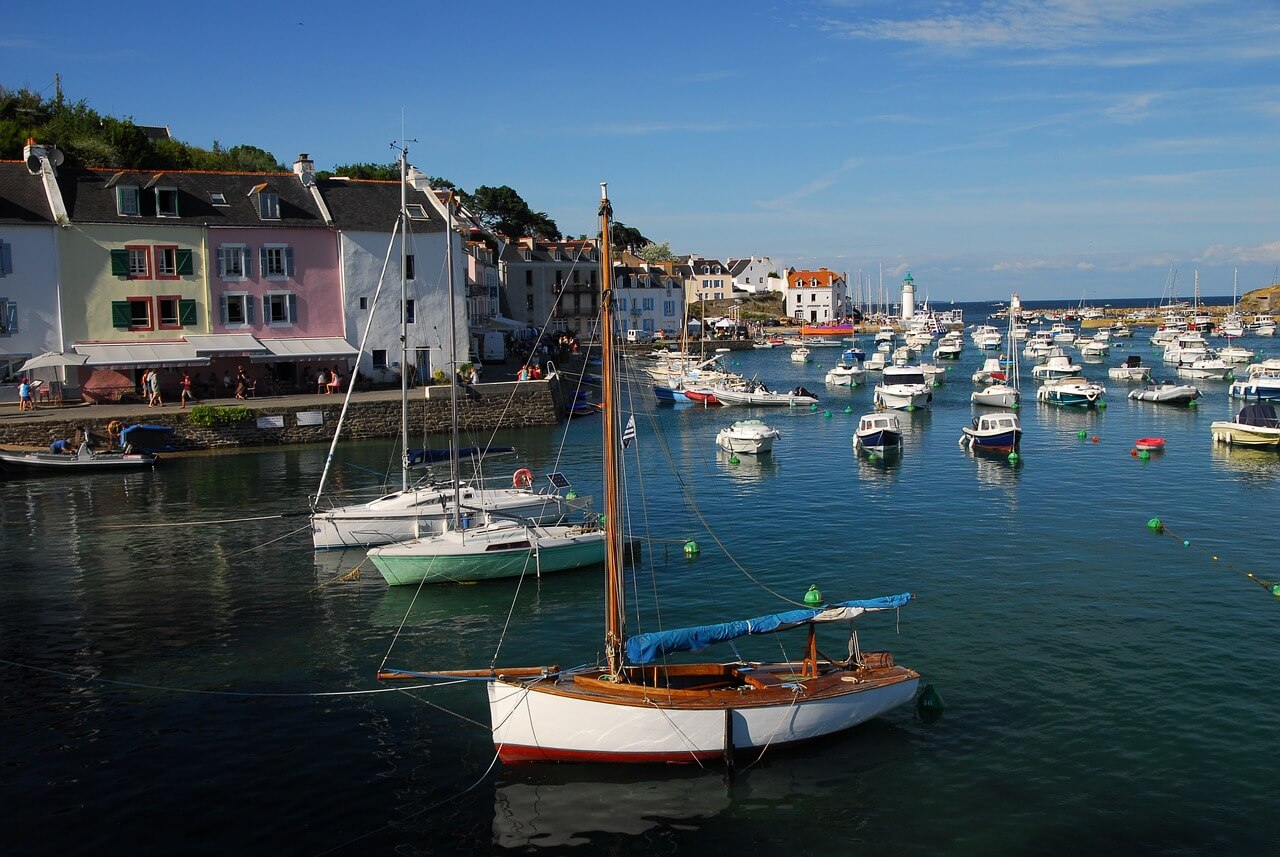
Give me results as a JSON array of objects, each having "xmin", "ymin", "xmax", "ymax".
[
  {"xmin": 0, "ymin": 158, "xmax": 65, "ymax": 384},
  {"xmin": 785, "ymin": 268, "xmax": 848, "ymax": 325},
  {"xmin": 320, "ymin": 165, "xmax": 467, "ymax": 383},
  {"xmin": 728, "ymin": 255, "xmax": 780, "ymax": 295},
  {"xmin": 613, "ymin": 264, "xmax": 685, "ymax": 337}
]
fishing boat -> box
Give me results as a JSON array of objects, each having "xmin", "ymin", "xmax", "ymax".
[
  {"xmin": 310, "ymin": 153, "xmax": 570, "ymax": 550},
  {"xmin": 790, "ymin": 346, "xmax": 811, "ymax": 363},
  {"xmin": 1108, "ymin": 355, "xmax": 1150, "ymax": 381},
  {"xmin": 1128, "ymin": 381, "xmax": 1201, "ymax": 405},
  {"xmin": 1030, "ymin": 350, "xmax": 1083, "ymax": 381},
  {"xmin": 1175, "ymin": 354, "xmax": 1232, "ymax": 382},
  {"xmin": 959, "ymin": 413, "xmax": 1022, "ymax": 453},
  {"xmin": 1211, "ymin": 404, "xmax": 1280, "ymax": 448},
  {"xmin": 874, "ymin": 364, "xmax": 932, "ymax": 410},
  {"xmin": 1078, "ymin": 337, "xmax": 1109, "ymax": 359},
  {"xmin": 711, "ymin": 381, "xmax": 819, "ymax": 408},
  {"xmin": 0, "ymin": 424, "xmax": 170, "ymax": 473},
  {"xmin": 1249, "ymin": 314, "xmax": 1276, "ymax": 336},
  {"xmin": 715, "ymin": 419, "xmax": 780, "ymax": 455},
  {"xmin": 378, "ymin": 184, "xmax": 924, "ymax": 764},
  {"xmin": 824, "ymin": 349, "xmax": 866, "ymax": 386},
  {"xmin": 932, "ymin": 334, "xmax": 963, "ymax": 360},
  {"xmin": 853, "ymin": 412, "xmax": 903, "ymax": 452},
  {"xmin": 1217, "ymin": 342, "xmax": 1254, "ymax": 365},
  {"xmin": 1036, "ymin": 377, "xmax": 1106, "ymax": 408},
  {"xmin": 1109, "ymin": 323, "xmax": 1133, "ymax": 338}
]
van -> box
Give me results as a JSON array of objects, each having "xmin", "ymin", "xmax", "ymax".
[
  {"xmin": 481, "ymin": 331, "xmax": 506, "ymax": 362},
  {"xmin": 626, "ymin": 329, "xmax": 653, "ymax": 343}
]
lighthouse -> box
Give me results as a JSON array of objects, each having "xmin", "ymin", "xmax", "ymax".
[{"xmin": 901, "ymin": 272, "xmax": 915, "ymax": 322}]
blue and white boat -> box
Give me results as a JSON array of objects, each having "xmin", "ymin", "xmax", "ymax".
[
  {"xmin": 854, "ymin": 412, "xmax": 903, "ymax": 451},
  {"xmin": 654, "ymin": 384, "xmax": 692, "ymax": 404},
  {"xmin": 960, "ymin": 413, "xmax": 1022, "ymax": 453}
]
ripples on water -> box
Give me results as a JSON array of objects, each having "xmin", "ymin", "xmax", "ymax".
[{"xmin": 2, "ymin": 332, "xmax": 1280, "ymax": 855}]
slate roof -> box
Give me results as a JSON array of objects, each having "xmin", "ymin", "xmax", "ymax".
[
  {"xmin": 0, "ymin": 161, "xmax": 55, "ymax": 224},
  {"xmin": 318, "ymin": 178, "xmax": 445, "ymax": 233},
  {"xmin": 728, "ymin": 258, "xmax": 751, "ymax": 277},
  {"xmin": 55, "ymin": 166, "xmax": 329, "ymax": 227}
]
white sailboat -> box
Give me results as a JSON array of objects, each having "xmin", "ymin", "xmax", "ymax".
[
  {"xmin": 378, "ymin": 185, "xmax": 924, "ymax": 763},
  {"xmin": 309, "ymin": 149, "xmax": 571, "ymax": 550},
  {"xmin": 972, "ymin": 302, "xmax": 1021, "ymax": 408},
  {"xmin": 364, "ymin": 182, "xmax": 607, "ymax": 586}
]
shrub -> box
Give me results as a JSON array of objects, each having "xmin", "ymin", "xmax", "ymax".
[
  {"xmin": 431, "ymin": 369, "xmax": 448, "ymax": 385},
  {"xmin": 186, "ymin": 404, "xmax": 252, "ymax": 428}
]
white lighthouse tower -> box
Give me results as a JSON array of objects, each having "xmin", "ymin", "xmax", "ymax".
[{"xmin": 901, "ymin": 272, "xmax": 916, "ymax": 322}]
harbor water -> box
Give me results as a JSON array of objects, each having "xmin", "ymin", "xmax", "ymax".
[{"xmin": 3, "ymin": 305, "xmax": 1279, "ymax": 855}]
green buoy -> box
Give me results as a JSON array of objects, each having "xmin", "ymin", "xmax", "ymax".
[
  {"xmin": 916, "ymin": 683, "xmax": 945, "ymax": 723},
  {"xmin": 1007, "ymin": 451, "xmax": 1019, "ymax": 462},
  {"xmin": 565, "ymin": 489, "xmax": 578, "ymax": 500},
  {"xmin": 1147, "ymin": 518, "xmax": 1164, "ymax": 533},
  {"xmin": 810, "ymin": 403, "xmax": 818, "ymax": 412},
  {"xmin": 683, "ymin": 539, "xmax": 700, "ymax": 557},
  {"xmin": 844, "ymin": 406, "xmax": 852, "ymax": 414},
  {"xmin": 824, "ymin": 410, "xmax": 831, "ymax": 418},
  {"xmin": 729, "ymin": 454, "xmax": 740, "ymax": 465},
  {"xmin": 803, "ymin": 584, "xmax": 823, "ymax": 607},
  {"xmin": 1099, "ymin": 401, "xmax": 1108, "ymax": 409},
  {"xmin": 1138, "ymin": 450, "xmax": 1150, "ymax": 460},
  {"xmin": 1188, "ymin": 400, "xmax": 1198, "ymax": 408},
  {"xmin": 1078, "ymin": 430, "xmax": 1088, "ymax": 439}
]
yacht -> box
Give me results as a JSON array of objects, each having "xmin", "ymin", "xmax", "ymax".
[
  {"xmin": 715, "ymin": 419, "xmax": 781, "ymax": 455},
  {"xmin": 874, "ymin": 365, "xmax": 933, "ymax": 410},
  {"xmin": 1031, "ymin": 350, "xmax": 1083, "ymax": 380},
  {"xmin": 1036, "ymin": 377, "xmax": 1106, "ymax": 408}
]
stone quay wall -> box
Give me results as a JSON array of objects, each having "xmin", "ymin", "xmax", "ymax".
[{"xmin": 0, "ymin": 380, "xmax": 564, "ymax": 451}]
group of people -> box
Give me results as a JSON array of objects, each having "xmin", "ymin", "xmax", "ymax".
[
  {"xmin": 512, "ymin": 332, "xmax": 580, "ymax": 381},
  {"xmin": 141, "ymin": 369, "xmax": 164, "ymax": 407},
  {"xmin": 316, "ymin": 366, "xmax": 343, "ymax": 394}
]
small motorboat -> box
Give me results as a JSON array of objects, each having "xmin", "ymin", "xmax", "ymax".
[
  {"xmin": 1108, "ymin": 355, "xmax": 1150, "ymax": 381},
  {"xmin": 684, "ymin": 388, "xmax": 721, "ymax": 407},
  {"xmin": 1211, "ymin": 404, "xmax": 1280, "ymax": 447},
  {"xmin": 1031, "ymin": 350, "xmax": 1083, "ymax": 380},
  {"xmin": 1036, "ymin": 377, "xmax": 1106, "ymax": 408},
  {"xmin": 874, "ymin": 365, "xmax": 933, "ymax": 411},
  {"xmin": 790, "ymin": 346, "xmax": 811, "ymax": 363},
  {"xmin": 1128, "ymin": 381, "xmax": 1201, "ymax": 405},
  {"xmin": 715, "ymin": 419, "xmax": 780, "ymax": 455},
  {"xmin": 971, "ymin": 383, "xmax": 1020, "ymax": 408},
  {"xmin": 1134, "ymin": 437, "xmax": 1166, "ymax": 451},
  {"xmin": 972, "ymin": 357, "xmax": 1007, "ymax": 385},
  {"xmin": 854, "ymin": 412, "xmax": 903, "ymax": 451},
  {"xmin": 960, "ymin": 413, "xmax": 1022, "ymax": 453},
  {"xmin": 1176, "ymin": 356, "xmax": 1232, "ymax": 381}
]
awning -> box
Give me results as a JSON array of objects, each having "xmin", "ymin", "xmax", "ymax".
[
  {"xmin": 251, "ymin": 337, "xmax": 358, "ymax": 362},
  {"xmin": 75, "ymin": 342, "xmax": 207, "ymax": 368},
  {"xmin": 184, "ymin": 334, "xmax": 268, "ymax": 356},
  {"xmin": 486, "ymin": 315, "xmax": 527, "ymax": 332}
]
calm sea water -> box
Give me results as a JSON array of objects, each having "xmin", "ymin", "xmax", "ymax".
[{"xmin": 3, "ymin": 305, "xmax": 1279, "ymax": 856}]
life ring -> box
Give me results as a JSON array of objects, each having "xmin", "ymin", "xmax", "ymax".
[{"xmin": 512, "ymin": 468, "xmax": 534, "ymax": 489}]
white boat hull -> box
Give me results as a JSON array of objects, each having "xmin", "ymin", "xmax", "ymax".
[
  {"xmin": 1211, "ymin": 422, "xmax": 1280, "ymax": 447},
  {"xmin": 487, "ymin": 670, "xmax": 919, "ymax": 764},
  {"xmin": 971, "ymin": 385, "xmax": 1020, "ymax": 408},
  {"xmin": 873, "ymin": 384, "xmax": 932, "ymax": 410}
]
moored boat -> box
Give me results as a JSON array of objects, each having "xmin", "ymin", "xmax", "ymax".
[
  {"xmin": 959, "ymin": 413, "xmax": 1022, "ymax": 453},
  {"xmin": 1128, "ymin": 381, "xmax": 1201, "ymax": 405},
  {"xmin": 715, "ymin": 419, "xmax": 780, "ymax": 455},
  {"xmin": 1036, "ymin": 377, "xmax": 1105, "ymax": 407},
  {"xmin": 853, "ymin": 412, "xmax": 903, "ymax": 451},
  {"xmin": 1211, "ymin": 404, "xmax": 1280, "ymax": 448}
]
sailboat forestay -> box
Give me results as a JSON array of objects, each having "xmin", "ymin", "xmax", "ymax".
[{"xmin": 378, "ymin": 185, "xmax": 922, "ymax": 763}]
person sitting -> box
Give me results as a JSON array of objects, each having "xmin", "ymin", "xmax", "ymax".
[
  {"xmin": 49, "ymin": 437, "xmax": 74, "ymax": 455},
  {"xmin": 317, "ymin": 367, "xmax": 329, "ymax": 394},
  {"xmin": 326, "ymin": 367, "xmax": 341, "ymax": 394}
]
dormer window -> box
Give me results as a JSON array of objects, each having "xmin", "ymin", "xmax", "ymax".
[
  {"xmin": 117, "ymin": 186, "xmax": 141, "ymax": 216},
  {"xmin": 405, "ymin": 204, "xmax": 429, "ymax": 219},
  {"xmin": 552, "ymin": 249, "xmax": 561, "ymax": 261},
  {"xmin": 156, "ymin": 186, "xmax": 179, "ymax": 217},
  {"xmin": 251, "ymin": 183, "xmax": 280, "ymax": 220},
  {"xmin": 522, "ymin": 249, "xmax": 533, "ymax": 262},
  {"xmin": 209, "ymin": 191, "xmax": 228, "ymax": 206}
]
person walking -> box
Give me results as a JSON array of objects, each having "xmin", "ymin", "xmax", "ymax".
[
  {"xmin": 180, "ymin": 372, "xmax": 195, "ymax": 408},
  {"xmin": 234, "ymin": 366, "xmax": 248, "ymax": 400},
  {"xmin": 18, "ymin": 377, "xmax": 32, "ymax": 411},
  {"xmin": 148, "ymin": 369, "xmax": 164, "ymax": 407}
]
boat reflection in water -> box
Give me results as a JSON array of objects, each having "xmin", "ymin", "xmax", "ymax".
[
  {"xmin": 1208, "ymin": 442, "xmax": 1280, "ymax": 483},
  {"xmin": 965, "ymin": 445, "xmax": 1022, "ymax": 492},
  {"xmin": 714, "ymin": 447, "xmax": 780, "ymax": 479}
]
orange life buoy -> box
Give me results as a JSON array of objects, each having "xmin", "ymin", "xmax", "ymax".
[{"xmin": 512, "ymin": 468, "xmax": 534, "ymax": 489}]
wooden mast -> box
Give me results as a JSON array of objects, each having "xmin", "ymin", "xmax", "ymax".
[{"xmin": 598, "ymin": 183, "xmax": 626, "ymax": 678}]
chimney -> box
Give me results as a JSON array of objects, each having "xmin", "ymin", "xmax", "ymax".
[
  {"xmin": 292, "ymin": 153, "xmax": 316, "ymax": 186},
  {"xmin": 24, "ymin": 137, "xmax": 47, "ymax": 175}
]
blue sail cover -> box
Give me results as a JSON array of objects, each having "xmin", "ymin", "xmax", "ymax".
[{"xmin": 625, "ymin": 593, "xmax": 912, "ymax": 665}]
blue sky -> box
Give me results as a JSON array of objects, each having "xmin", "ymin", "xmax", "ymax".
[{"xmin": 4, "ymin": 0, "xmax": 1278, "ymax": 301}]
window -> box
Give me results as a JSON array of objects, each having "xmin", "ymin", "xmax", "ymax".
[
  {"xmin": 372, "ymin": 349, "xmax": 388, "ymax": 369},
  {"xmin": 156, "ymin": 246, "xmax": 178, "ymax": 279},
  {"xmin": 643, "ymin": 319, "xmax": 655, "ymax": 332},
  {"xmin": 525, "ymin": 295, "xmax": 534, "ymax": 311},
  {"xmin": 110, "ymin": 296, "xmax": 153, "ymax": 330},
  {"xmin": 223, "ymin": 292, "xmax": 254, "ymax": 326},
  {"xmin": 209, "ymin": 191, "xmax": 228, "ymax": 206},
  {"xmin": 525, "ymin": 270, "xmax": 533, "ymax": 286},
  {"xmin": 127, "ymin": 246, "xmax": 150, "ymax": 279},
  {"xmin": 264, "ymin": 291, "xmax": 297, "ymax": 326},
  {"xmin": 618, "ymin": 298, "xmax": 628, "ymax": 311},
  {"xmin": 117, "ymin": 186, "xmax": 141, "ymax": 216},
  {"xmin": 158, "ymin": 295, "xmax": 181, "ymax": 329},
  {"xmin": 552, "ymin": 249, "xmax": 561, "ymax": 261},
  {"xmin": 260, "ymin": 245, "xmax": 294, "ymax": 279},
  {"xmin": 405, "ymin": 204, "xmax": 429, "ymax": 219},
  {"xmin": 555, "ymin": 271, "xmax": 563, "ymax": 287},
  {"xmin": 404, "ymin": 299, "xmax": 415, "ymax": 324},
  {"xmin": 573, "ymin": 269, "xmax": 581, "ymax": 284},
  {"xmin": 257, "ymin": 190, "xmax": 280, "ymax": 220},
  {"xmin": 405, "ymin": 254, "xmax": 415, "ymax": 280},
  {"xmin": 663, "ymin": 300, "xmax": 675, "ymax": 317},
  {"xmin": 156, "ymin": 187, "xmax": 179, "ymax": 217},
  {"xmin": 359, "ymin": 297, "xmax": 368, "ymax": 310},
  {"xmin": 0, "ymin": 240, "xmax": 11, "ymax": 276},
  {"xmin": 218, "ymin": 245, "xmax": 249, "ymax": 279},
  {"xmin": 522, "ymin": 249, "xmax": 532, "ymax": 261},
  {"xmin": 0, "ymin": 298, "xmax": 16, "ymax": 334}
]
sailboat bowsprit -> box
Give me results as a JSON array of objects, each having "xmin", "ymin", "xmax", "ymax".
[{"xmin": 380, "ymin": 184, "xmax": 924, "ymax": 763}]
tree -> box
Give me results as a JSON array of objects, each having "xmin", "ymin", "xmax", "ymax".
[
  {"xmin": 470, "ymin": 185, "xmax": 559, "ymax": 240},
  {"xmin": 637, "ymin": 241, "xmax": 675, "ymax": 263},
  {"xmin": 324, "ymin": 161, "xmax": 400, "ymax": 180},
  {"xmin": 611, "ymin": 222, "xmax": 650, "ymax": 253}
]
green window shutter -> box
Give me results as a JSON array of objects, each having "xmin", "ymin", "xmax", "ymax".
[
  {"xmin": 176, "ymin": 249, "xmax": 193, "ymax": 275},
  {"xmin": 111, "ymin": 300, "xmax": 131, "ymax": 328},
  {"xmin": 178, "ymin": 299, "xmax": 197, "ymax": 326},
  {"xmin": 110, "ymin": 249, "xmax": 129, "ymax": 276}
]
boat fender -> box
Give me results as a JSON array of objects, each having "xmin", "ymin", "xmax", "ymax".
[{"xmin": 512, "ymin": 468, "xmax": 534, "ymax": 489}]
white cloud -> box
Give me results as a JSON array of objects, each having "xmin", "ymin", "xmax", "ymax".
[{"xmin": 1199, "ymin": 241, "xmax": 1280, "ymax": 264}]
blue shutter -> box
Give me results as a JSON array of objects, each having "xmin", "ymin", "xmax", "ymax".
[
  {"xmin": 216, "ymin": 247, "xmax": 226, "ymax": 278},
  {"xmin": 260, "ymin": 247, "xmax": 268, "ymax": 277},
  {"xmin": 246, "ymin": 296, "xmax": 255, "ymax": 325},
  {"xmin": 0, "ymin": 240, "xmax": 12, "ymax": 275},
  {"xmin": 263, "ymin": 295, "xmax": 271, "ymax": 324},
  {"xmin": 220, "ymin": 295, "xmax": 228, "ymax": 325},
  {"xmin": 242, "ymin": 247, "xmax": 252, "ymax": 278},
  {"xmin": 284, "ymin": 247, "xmax": 295, "ymax": 278},
  {"xmin": 287, "ymin": 293, "xmax": 298, "ymax": 325}
]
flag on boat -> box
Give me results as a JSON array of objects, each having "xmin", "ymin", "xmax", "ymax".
[{"xmin": 622, "ymin": 415, "xmax": 637, "ymax": 449}]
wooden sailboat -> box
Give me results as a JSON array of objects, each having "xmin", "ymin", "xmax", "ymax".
[{"xmin": 378, "ymin": 185, "xmax": 922, "ymax": 763}]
